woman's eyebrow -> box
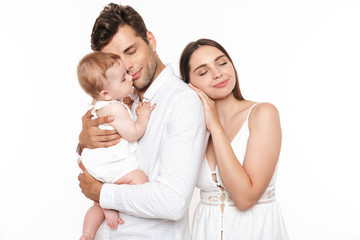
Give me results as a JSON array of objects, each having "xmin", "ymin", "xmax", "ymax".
[
  {"xmin": 215, "ymin": 54, "xmax": 226, "ymax": 61},
  {"xmin": 193, "ymin": 63, "xmax": 207, "ymax": 73},
  {"xmin": 193, "ymin": 55, "xmax": 227, "ymax": 73}
]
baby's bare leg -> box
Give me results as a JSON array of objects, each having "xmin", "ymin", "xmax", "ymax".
[
  {"xmin": 103, "ymin": 169, "xmax": 147, "ymax": 228},
  {"xmin": 80, "ymin": 202, "xmax": 104, "ymax": 240},
  {"xmin": 114, "ymin": 169, "xmax": 148, "ymax": 185}
]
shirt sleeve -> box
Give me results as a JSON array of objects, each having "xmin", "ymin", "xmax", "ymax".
[{"xmin": 99, "ymin": 90, "xmax": 207, "ymax": 220}]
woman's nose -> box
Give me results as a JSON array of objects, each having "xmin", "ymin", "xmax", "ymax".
[{"xmin": 212, "ymin": 68, "xmax": 223, "ymax": 79}]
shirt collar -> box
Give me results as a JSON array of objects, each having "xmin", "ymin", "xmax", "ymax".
[{"xmin": 143, "ymin": 64, "xmax": 174, "ymax": 101}]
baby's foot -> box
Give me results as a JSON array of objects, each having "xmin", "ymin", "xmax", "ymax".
[
  {"xmin": 103, "ymin": 209, "xmax": 123, "ymax": 229},
  {"xmin": 79, "ymin": 232, "xmax": 92, "ymax": 240}
]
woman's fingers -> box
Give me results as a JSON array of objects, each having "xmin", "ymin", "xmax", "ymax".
[{"xmin": 189, "ymin": 83, "xmax": 210, "ymax": 106}]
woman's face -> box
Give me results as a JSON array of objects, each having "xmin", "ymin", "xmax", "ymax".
[{"xmin": 189, "ymin": 45, "xmax": 236, "ymax": 100}]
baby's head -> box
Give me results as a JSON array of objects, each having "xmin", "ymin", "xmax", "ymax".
[{"xmin": 77, "ymin": 52, "xmax": 133, "ymax": 100}]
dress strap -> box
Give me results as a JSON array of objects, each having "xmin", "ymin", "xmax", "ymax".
[
  {"xmin": 93, "ymin": 100, "xmax": 124, "ymax": 111},
  {"xmin": 245, "ymin": 102, "xmax": 261, "ymax": 122},
  {"xmin": 90, "ymin": 100, "xmax": 129, "ymax": 119}
]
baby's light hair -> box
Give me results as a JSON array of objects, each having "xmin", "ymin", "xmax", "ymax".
[{"xmin": 77, "ymin": 51, "xmax": 120, "ymax": 98}]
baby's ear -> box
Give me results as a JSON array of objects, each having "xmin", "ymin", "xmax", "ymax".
[{"xmin": 99, "ymin": 90, "xmax": 112, "ymax": 101}]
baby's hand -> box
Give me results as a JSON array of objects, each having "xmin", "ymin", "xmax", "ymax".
[
  {"xmin": 136, "ymin": 102, "xmax": 156, "ymax": 118},
  {"xmin": 122, "ymin": 96, "xmax": 134, "ymax": 109}
]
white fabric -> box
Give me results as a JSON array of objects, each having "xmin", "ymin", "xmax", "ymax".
[
  {"xmin": 191, "ymin": 103, "xmax": 289, "ymax": 240},
  {"xmin": 96, "ymin": 65, "xmax": 207, "ymax": 240},
  {"xmin": 81, "ymin": 100, "xmax": 138, "ymax": 184}
]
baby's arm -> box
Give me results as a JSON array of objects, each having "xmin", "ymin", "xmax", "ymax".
[{"xmin": 96, "ymin": 102, "xmax": 155, "ymax": 142}]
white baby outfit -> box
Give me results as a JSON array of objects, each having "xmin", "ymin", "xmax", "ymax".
[
  {"xmin": 191, "ymin": 103, "xmax": 288, "ymax": 240},
  {"xmin": 81, "ymin": 100, "xmax": 138, "ymax": 184}
]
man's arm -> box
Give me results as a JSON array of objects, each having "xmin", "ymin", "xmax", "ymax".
[{"xmin": 99, "ymin": 91, "xmax": 207, "ymax": 220}]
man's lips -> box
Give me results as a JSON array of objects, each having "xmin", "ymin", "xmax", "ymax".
[
  {"xmin": 131, "ymin": 69, "xmax": 141, "ymax": 80},
  {"xmin": 213, "ymin": 80, "xmax": 228, "ymax": 88}
]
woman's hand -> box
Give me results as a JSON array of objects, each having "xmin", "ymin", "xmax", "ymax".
[
  {"xmin": 189, "ymin": 83, "xmax": 222, "ymax": 133},
  {"xmin": 79, "ymin": 109, "xmax": 121, "ymax": 150}
]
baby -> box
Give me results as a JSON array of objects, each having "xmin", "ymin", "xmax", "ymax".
[{"xmin": 77, "ymin": 52, "xmax": 155, "ymax": 240}]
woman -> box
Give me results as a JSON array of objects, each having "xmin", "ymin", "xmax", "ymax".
[{"xmin": 180, "ymin": 39, "xmax": 288, "ymax": 240}]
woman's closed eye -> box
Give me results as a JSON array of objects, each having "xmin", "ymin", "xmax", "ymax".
[{"xmin": 199, "ymin": 70, "xmax": 208, "ymax": 76}]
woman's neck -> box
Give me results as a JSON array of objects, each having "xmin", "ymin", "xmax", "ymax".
[{"xmin": 215, "ymin": 94, "xmax": 244, "ymax": 124}]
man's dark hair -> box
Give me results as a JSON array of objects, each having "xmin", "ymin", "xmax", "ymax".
[{"xmin": 91, "ymin": 3, "xmax": 148, "ymax": 51}]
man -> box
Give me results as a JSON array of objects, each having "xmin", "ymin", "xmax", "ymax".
[{"xmin": 78, "ymin": 3, "xmax": 207, "ymax": 239}]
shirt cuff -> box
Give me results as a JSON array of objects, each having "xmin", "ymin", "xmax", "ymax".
[{"xmin": 99, "ymin": 183, "xmax": 117, "ymax": 209}]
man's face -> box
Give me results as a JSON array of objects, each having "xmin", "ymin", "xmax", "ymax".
[{"xmin": 101, "ymin": 25, "xmax": 158, "ymax": 95}]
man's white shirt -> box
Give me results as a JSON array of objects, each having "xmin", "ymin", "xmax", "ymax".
[{"xmin": 96, "ymin": 65, "xmax": 207, "ymax": 240}]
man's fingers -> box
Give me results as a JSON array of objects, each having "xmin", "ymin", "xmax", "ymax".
[
  {"xmin": 89, "ymin": 137, "xmax": 120, "ymax": 148},
  {"xmin": 91, "ymin": 128, "xmax": 118, "ymax": 137},
  {"xmin": 82, "ymin": 108, "xmax": 94, "ymax": 122},
  {"xmin": 84, "ymin": 133, "xmax": 120, "ymax": 149},
  {"xmin": 93, "ymin": 133, "xmax": 121, "ymax": 142},
  {"xmin": 100, "ymin": 139, "xmax": 121, "ymax": 148},
  {"xmin": 90, "ymin": 115, "xmax": 114, "ymax": 127},
  {"xmin": 78, "ymin": 161, "xmax": 87, "ymax": 173}
]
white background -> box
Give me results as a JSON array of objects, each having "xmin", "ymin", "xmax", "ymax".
[{"xmin": 0, "ymin": 0, "xmax": 359, "ymax": 239}]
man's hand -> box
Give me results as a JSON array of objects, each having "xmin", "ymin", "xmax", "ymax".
[
  {"xmin": 78, "ymin": 161, "xmax": 103, "ymax": 202},
  {"xmin": 79, "ymin": 108, "xmax": 121, "ymax": 150}
]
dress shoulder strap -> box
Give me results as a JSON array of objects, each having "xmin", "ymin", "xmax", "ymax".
[
  {"xmin": 90, "ymin": 100, "xmax": 128, "ymax": 119},
  {"xmin": 245, "ymin": 102, "xmax": 261, "ymax": 122},
  {"xmin": 93, "ymin": 100, "xmax": 123, "ymax": 111}
]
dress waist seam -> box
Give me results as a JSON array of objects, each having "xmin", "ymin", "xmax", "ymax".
[{"xmin": 200, "ymin": 198, "xmax": 276, "ymax": 206}]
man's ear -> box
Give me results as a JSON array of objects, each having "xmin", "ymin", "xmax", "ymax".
[
  {"xmin": 147, "ymin": 31, "xmax": 157, "ymax": 52},
  {"xmin": 99, "ymin": 90, "xmax": 112, "ymax": 101}
]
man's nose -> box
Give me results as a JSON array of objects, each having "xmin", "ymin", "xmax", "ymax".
[{"xmin": 123, "ymin": 57, "xmax": 134, "ymax": 72}]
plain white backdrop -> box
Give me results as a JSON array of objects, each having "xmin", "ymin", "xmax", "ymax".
[{"xmin": 0, "ymin": 0, "xmax": 359, "ymax": 239}]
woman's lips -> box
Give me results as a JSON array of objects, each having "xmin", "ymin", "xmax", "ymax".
[{"xmin": 214, "ymin": 80, "xmax": 228, "ymax": 88}]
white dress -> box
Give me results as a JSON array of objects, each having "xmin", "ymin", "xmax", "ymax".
[
  {"xmin": 81, "ymin": 100, "xmax": 138, "ymax": 184},
  {"xmin": 192, "ymin": 103, "xmax": 288, "ymax": 240}
]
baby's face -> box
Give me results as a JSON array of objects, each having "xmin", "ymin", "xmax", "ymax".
[{"xmin": 105, "ymin": 60, "xmax": 133, "ymax": 100}]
